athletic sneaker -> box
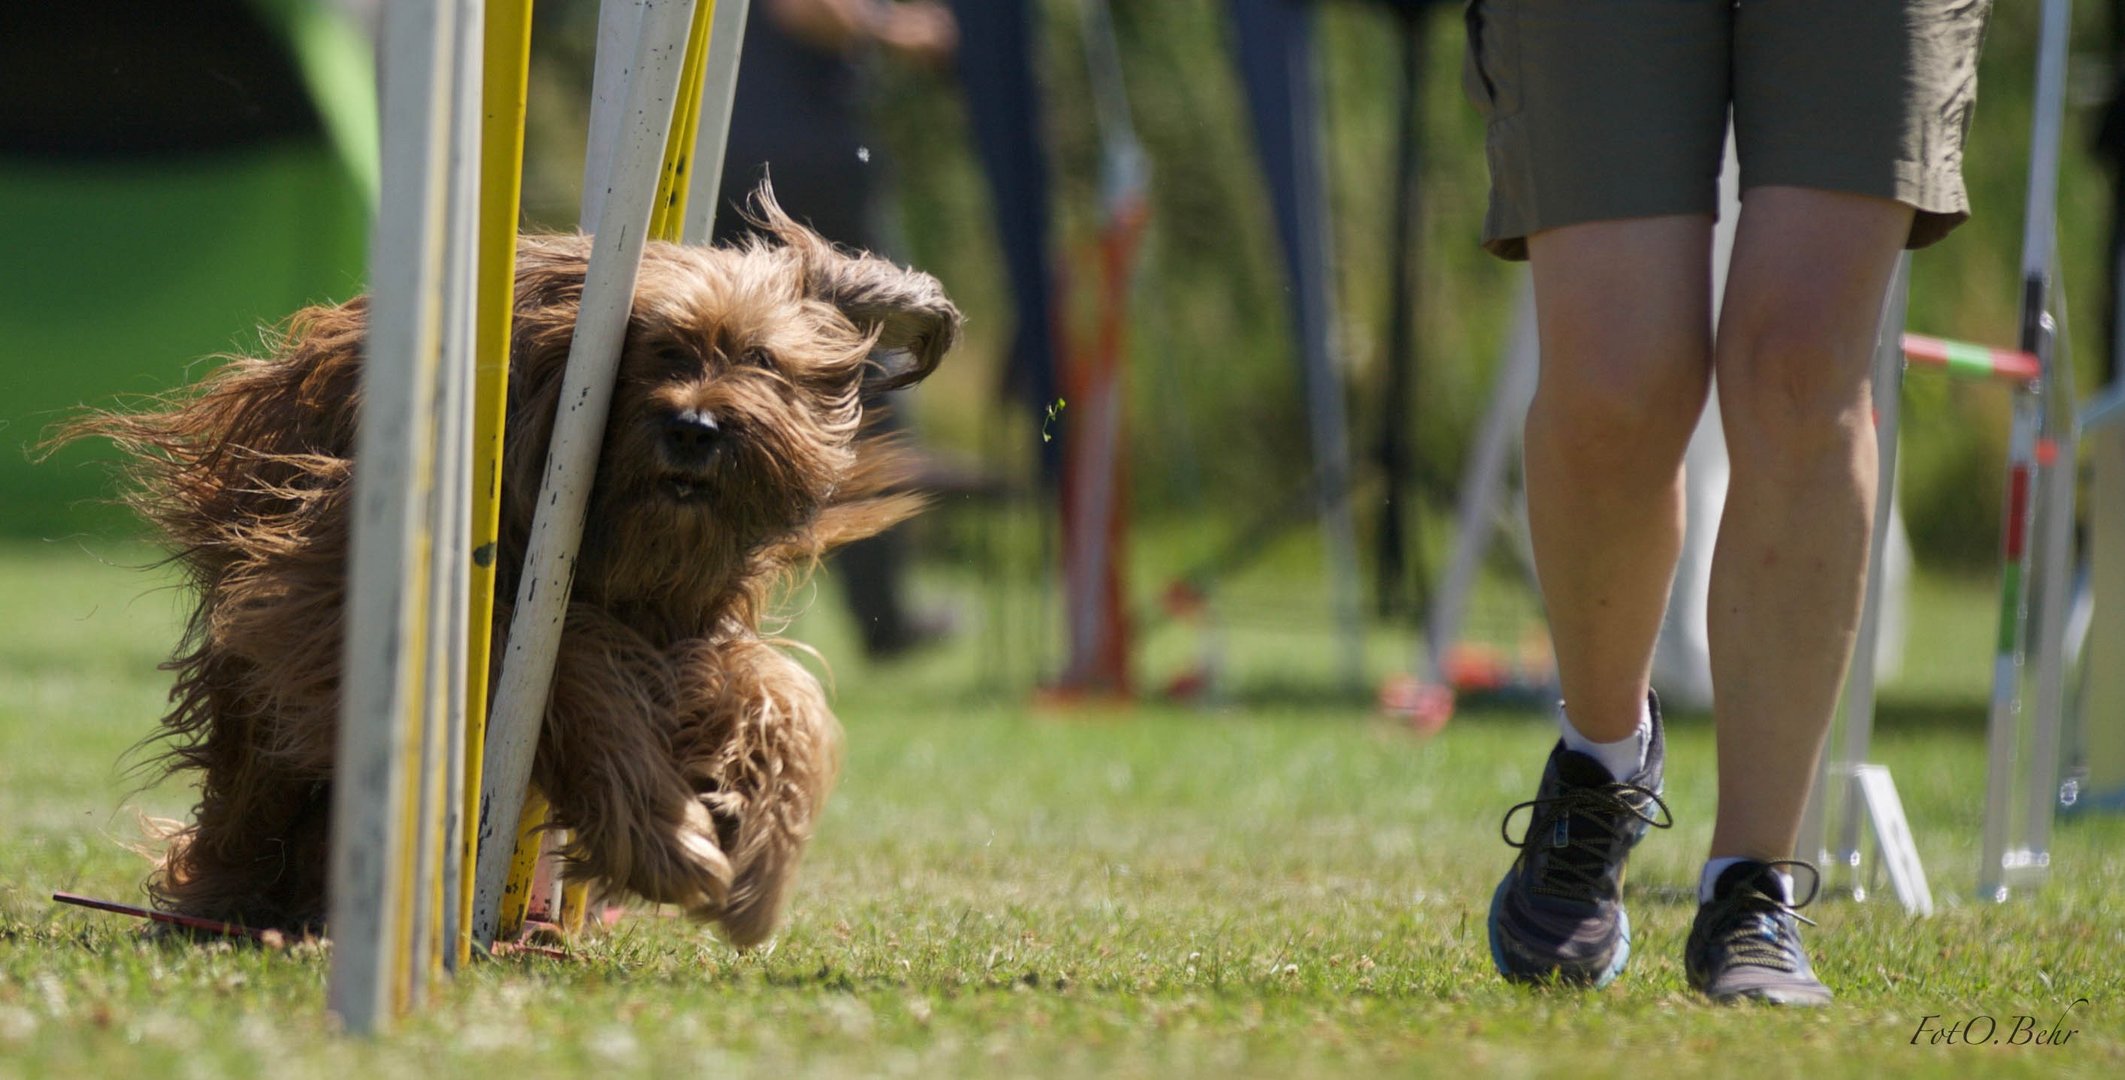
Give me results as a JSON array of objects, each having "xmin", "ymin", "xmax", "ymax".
[
  {"xmin": 1685, "ymin": 859, "xmax": 1835, "ymax": 1005},
  {"xmin": 1488, "ymin": 694, "xmax": 1671, "ymax": 986}
]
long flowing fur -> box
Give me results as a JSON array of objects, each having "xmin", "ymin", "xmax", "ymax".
[{"xmin": 58, "ymin": 190, "xmax": 959, "ymax": 945}]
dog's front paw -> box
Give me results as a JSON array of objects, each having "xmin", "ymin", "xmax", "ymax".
[
  {"xmin": 626, "ymin": 800, "xmax": 733, "ymax": 910},
  {"xmin": 679, "ymin": 799, "xmax": 736, "ymax": 895},
  {"xmin": 680, "ymin": 792, "xmax": 802, "ymax": 951}
]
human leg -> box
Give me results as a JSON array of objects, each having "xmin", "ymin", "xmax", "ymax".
[
  {"xmin": 1469, "ymin": 0, "xmax": 1730, "ymax": 987},
  {"xmin": 1525, "ymin": 219, "xmax": 1715, "ymax": 741},
  {"xmin": 1706, "ymin": 187, "xmax": 1911, "ymax": 862},
  {"xmin": 1681, "ymin": 0, "xmax": 1992, "ymax": 1005},
  {"xmin": 1683, "ymin": 187, "xmax": 1910, "ymax": 1006},
  {"xmin": 1706, "ymin": 1, "xmax": 1989, "ymax": 859},
  {"xmin": 1486, "ymin": 217, "xmax": 1711, "ymax": 986}
]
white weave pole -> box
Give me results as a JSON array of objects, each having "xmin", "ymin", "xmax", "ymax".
[
  {"xmin": 580, "ymin": 0, "xmax": 650, "ymax": 229},
  {"xmin": 471, "ymin": 0, "xmax": 699, "ymax": 948},
  {"xmin": 330, "ymin": 0, "xmax": 460, "ymax": 1035},
  {"xmin": 680, "ymin": 0, "xmax": 750, "ymax": 245},
  {"xmin": 516, "ymin": 0, "xmax": 655, "ymax": 929},
  {"xmin": 428, "ymin": 0, "xmax": 487, "ymax": 978}
]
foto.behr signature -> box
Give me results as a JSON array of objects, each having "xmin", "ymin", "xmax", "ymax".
[{"xmin": 1910, "ymin": 998, "xmax": 2088, "ymax": 1047}]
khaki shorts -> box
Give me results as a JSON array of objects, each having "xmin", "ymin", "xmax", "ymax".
[{"xmin": 1464, "ymin": 0, "xmax": 1994, "ymax": 261}]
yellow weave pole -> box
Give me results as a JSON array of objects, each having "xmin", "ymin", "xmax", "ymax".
[
  {"xmin": 459, "ymin": 0, "xmax": 536, "ymax": 968},
  {"xmin": 497, "ymin": 790, "xmax": 549, "ymax": 940},
  {"xmin": 558, "ymin": 874, "xmax": 591, "ymax": 934},
  {"xmin": 647, "ymin": 0, "xmax": 715, "ymax": 242}
]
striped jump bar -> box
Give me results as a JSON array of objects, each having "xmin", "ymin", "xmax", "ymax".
[{"xmin": 1902, "ymin": 333, "xmax": 2042, "ymax": 384}]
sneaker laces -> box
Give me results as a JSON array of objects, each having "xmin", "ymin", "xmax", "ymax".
[
  {"xmin": 1705, "ymin": 860, "xmax": 1822, "ymax": 972},
  {"xmin": 1500, "ymin": 782, "xmax": 1672, "ymax": 900}
]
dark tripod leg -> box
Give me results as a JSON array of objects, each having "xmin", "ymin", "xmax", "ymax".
[{"xmin": 1374, "ymin": 7, "xmax": 1429, "ymax": 617}]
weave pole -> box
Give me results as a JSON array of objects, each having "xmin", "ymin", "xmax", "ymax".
[
  {"xmin": 490, "ymin": 0, "xmax": 739, "ymax": 939},
  {"xmin": 491, "ymin": 0, "xmax": 650, "ymax": 943},
  {"xmin": 329, "ymin": 0, "xmax": 463, "ymax": 1034},
  {"xmin": 455, "ymin": 0, "xmax": 534, "ymax": 969},
  {"xmin": 493, "ymin": 0, "xmax": 667, "ymax": 939},
  {"xmin": 418, "ymin": 0, "xmax": 486, "ymax": 993},
  {"xmin": 647, "ymin": 0, "xmax": 715, "ymax": 241},
  {"xmin": 471, "ymin": 0, "xmax": 700, "ymax": 949},
  {"xmin": 559, "ymin": 0, "xmax": 728, "ymax": 933},
  {"xmin": 680, "ymin": 0, "xmax": 748, "ymax": 244}
]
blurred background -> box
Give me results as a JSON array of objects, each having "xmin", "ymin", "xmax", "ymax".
[{"xmin": 4, "ymin": 0, "xmax": 2122, "ymax": 702}]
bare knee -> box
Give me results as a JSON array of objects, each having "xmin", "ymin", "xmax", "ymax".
[
  {"xmin": 1528, "ymin": 341, "xmax": 1710, "ymax": 479},
  {"xmin": 1716, "ymin": 318, "xmax": 1874, "ymax": 477}
]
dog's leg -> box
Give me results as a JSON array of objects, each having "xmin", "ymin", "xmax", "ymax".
[
  {"xmin": 666, "ymin": 637, "xmax": 843, "ymax": 948},
  {"xmin": 531, "ymin": 604, "xmax": 734, "ymax": 911},
  {"xmin": 154, "ymin": 572, "xmax": 346, "ymax": 930},
  {"xmin": 154, "ymin": 759, "xmax": 332, "ymax": 932}
]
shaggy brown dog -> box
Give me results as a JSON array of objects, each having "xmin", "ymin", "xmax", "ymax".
[{"xmin": 64, "ymin": 195, "xmax": 959, "ymax": 947}]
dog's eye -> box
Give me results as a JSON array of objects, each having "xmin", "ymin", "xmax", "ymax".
[
  {"xmin": 652, "ymin": 345, "xmax": 699, "ymax": 375},
  {"xmin": 738, "ymin": 348, "xmax": 773, "ymax": 370}
]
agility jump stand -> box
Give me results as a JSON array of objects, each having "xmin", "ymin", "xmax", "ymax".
[
  {"xmin": 1803, "ymin": 318, "xmax": 2077, "ymax": 910},
  {"xmin": 1803, "ymin": 0, "xmax": 2084, "ymax": 908},
  {"xmin": 1974, "ymin": 0, "xmax": 2080, "ymax": 906},
  {"xmin": 1047, "ymin": 0, "xmax": 1149, "ymax": 700}
]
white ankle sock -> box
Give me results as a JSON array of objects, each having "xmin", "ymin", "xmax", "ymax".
[
  {"xmin": 1558, "ymin": 700, "xmax": 1650, "ymax": 782},
  {"xmin": 1700, "ymin": 858, "xmax": 1794, "ymax": 904}
]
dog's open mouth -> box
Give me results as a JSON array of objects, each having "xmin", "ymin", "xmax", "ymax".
[{"xmin": 657, "ymin": 474, "xmax": 716, "ymax": 503}]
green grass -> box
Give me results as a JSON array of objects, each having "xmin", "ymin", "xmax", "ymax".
[{"xmin": 2, "ymin": 538, "xmax": 2122, "ymax": 1078}]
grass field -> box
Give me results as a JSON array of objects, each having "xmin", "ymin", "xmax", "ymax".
[{"xmin": 2, "ymin": 537, "xmax": 2121, "ymax": 1078}]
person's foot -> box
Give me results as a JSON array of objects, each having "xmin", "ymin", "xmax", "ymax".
[
  {"xmin": 1685, "ymin": 859, "xmax": 1834, "ymax": 1005},
  {"xmin": 1488, "ymin": 695, "xmax": 1671, "ymax": 986}
]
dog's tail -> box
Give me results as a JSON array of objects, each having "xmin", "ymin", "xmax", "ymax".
[{"xmin": 41, "ymin": 301, "xmax": 366, "ymax": 564}]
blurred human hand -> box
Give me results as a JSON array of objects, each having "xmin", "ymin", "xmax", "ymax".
[
  {"xmin": 770, "ymin": 0, "xmax": 958, "ymax": 68},
  {"xmin": 870, "ymin": 1, "xmax": 959, "ymax": 69}
]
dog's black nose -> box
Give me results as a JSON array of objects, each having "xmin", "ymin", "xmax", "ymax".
[{"xmin": 662, "ymin": 409, "xmax": 724, "ymax": 463}]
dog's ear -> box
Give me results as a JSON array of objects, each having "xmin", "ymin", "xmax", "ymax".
[{"xmin": 746, "ymin": 183, "xmax": 960, "ymax": 391}]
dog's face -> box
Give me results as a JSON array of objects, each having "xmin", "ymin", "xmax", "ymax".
[
  {"xmin": 502, "ymin": 194, "xmax": 959, "ymax": 618},
  {"xmin": 605, "ymin": 254, "xmax": 869, "ymax": 540}
]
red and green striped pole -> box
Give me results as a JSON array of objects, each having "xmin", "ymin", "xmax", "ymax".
[{"xmin": 1901, "ymin": 333, "xmax": 2042, "ymax": 384}]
